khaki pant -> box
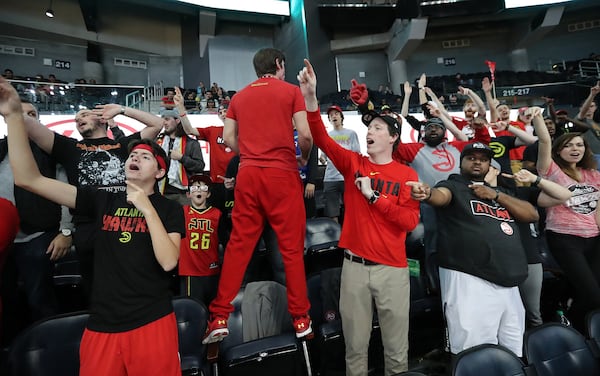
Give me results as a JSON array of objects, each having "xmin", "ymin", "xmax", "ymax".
[{"xmin": 340, "ymin": 258, "xmax": 410, "ymax": 376}]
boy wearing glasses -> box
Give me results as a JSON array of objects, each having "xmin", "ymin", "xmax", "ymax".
[{"xmin": 179, "ymin": 174, "xmax": 222, "ymax": 307}]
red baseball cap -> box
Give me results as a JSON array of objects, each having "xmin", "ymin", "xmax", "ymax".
[{"xmin": 327, "ymin": 105, "xmax": 343, "ymax": 115}]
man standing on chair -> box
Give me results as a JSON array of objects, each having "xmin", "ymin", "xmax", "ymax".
[
  {"xmin": 298, "ymin": 60, "xmax": 420, "ymax": 375},
  {"xmin": 203, "ymin": 48, "xmax": 313, "ymax": 344}
]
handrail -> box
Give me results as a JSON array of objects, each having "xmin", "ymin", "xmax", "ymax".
[{"xmin": 578, "ymin": 60, "xmax": 600, "ymax": 78}]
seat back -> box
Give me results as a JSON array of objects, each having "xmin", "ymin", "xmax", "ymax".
[
  {"xmin": 304, "ymin": 217, "xmax": 342, "ymax": 274},
  {"xmin": 304, "ymin": 217, "xmax": 341, "ymax": 253},
  {"xmin": 173, "ymin": 297, "xmax": 208, "ymax": 375},
  {"xmin": 5, "ymin": 311, "xmax": 89, "ymax": 376},
  {"xmin": 524, "ymin": 322, "xmax": 600, "ymax": 376},
  {"xmin": 587, "ymin": 309, "xmax": 600, "ymax": 344},
  {"xmin": 219, "ymin": 282, "xmax": 303, "ymax": 376},
  {"xmin": 452, "ymin": 344, "xmax": 526, "ymax": 376}
]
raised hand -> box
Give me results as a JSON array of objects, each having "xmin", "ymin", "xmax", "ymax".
[
  {"xmin": 418, "ymin": 73, "xmax": 426, "ymax": 89},
  {"xmin": 403, "ymin": 81, "xmax": 412, "ymax": 96},
  {"xmin": 174, "ymin": 87, "xmax": 184, "ymax": 108},
  {"xmin": 458, "ymin": 86, "xmax": 470, "ymax": 96},
  {"xmin": 94, "ymin": 104, "xmax": 122, "ymax": 120},
  {"xmin": 591, "ymin": 80, "xmax": 600, "ymax": 96},
  {"xmin": 0, "ymin": 76, "xmax": 23, "ymax": 116},
  {"xmin": 482, "ymin": 77, "xmax": 492, "ymax": 93},
  {"xmin": 349, "ymin": 79, "xmax": 368, "ymax": 106},
  {"xmin": 297, "ymin": 59, "xmax": 317, "ymax": 98}
]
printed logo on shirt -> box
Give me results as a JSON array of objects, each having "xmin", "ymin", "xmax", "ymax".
[
  {"xmin": 188, "ymin": 217, "xmax": 215, "ymax": 232},
  {"xmin": 372, "ymin": 177, "xmax": 402, "ymax": 197},
  {"xmin": 500, "ymin": 222, "xmax": 514, "ymax": 236},
  {"xmin": 431, "ymin": 148, "xmax": 456, "ymax": 172},
  {"xmin": 489, "ymin": 141, "xmax": 507, "ymax": 159},
  {"xmin": 566, "ymin": 184, "xmax": 600, "ymax": 215},
  {"xmin": 101, "ymin": 207, "xmax": 147, "ymax": 243},
  {"xmin": 470, "ymin": 200, "xmax": 514, "ymax": 222}
]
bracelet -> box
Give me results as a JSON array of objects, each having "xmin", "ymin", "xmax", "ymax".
[
  {"xmin": 425, "ymin": 189, "xmax": 432, "ymax": 201},
  {"xmin": 532, "ymin": 176, "xmax": 542, "ymax": 187},
  {"xmin": 179, "ymin": 112, "xmax": 187, "ymax": 117},
  {"xmin": 494, "ymin": 189, "xmax": 500, "ymax": 201}
]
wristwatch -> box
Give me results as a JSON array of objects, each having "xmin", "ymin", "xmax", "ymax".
[
  {"xmin": 369, "ymin": 191, "xmax": 380, "ymax": 204},
  {"xmin": 61, "ymin": 228, "xmax": 72, "ymax": 237}
]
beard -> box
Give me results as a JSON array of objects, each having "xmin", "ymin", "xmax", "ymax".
[{"xmin": 423, "ymin": 134, "xmax": 444, "ymax": 147}]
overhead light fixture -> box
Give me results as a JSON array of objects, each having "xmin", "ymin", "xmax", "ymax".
[{"xmin": 45, "ymin": 0, "xmax": 54, "ymax": 18}]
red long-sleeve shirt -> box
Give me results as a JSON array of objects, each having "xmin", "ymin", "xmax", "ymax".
[{"xmin": 307, "ymin": 111, "xmax": 420, "ymax": 267}]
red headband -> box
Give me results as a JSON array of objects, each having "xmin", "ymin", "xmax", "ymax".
[{"xmin": 131, "ymin": 144, "xmax": 167, "ymax": 171}]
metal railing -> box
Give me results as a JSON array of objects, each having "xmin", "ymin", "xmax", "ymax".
[
  {"xmin": 8, "ymin": 79, "xmax": 147, "ymax": 114},
  {"xmin": 578, "ymin": 60, "xmax": 600, "ymax": 78}
]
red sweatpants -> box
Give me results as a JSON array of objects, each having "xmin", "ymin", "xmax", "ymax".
[
  {"xmin": 210, "ymin": 166, "xmax": 310, "ymax": 317},
  {"xmin": 79, "ymin": 312, "xmax": 181, "ymax": 376}
]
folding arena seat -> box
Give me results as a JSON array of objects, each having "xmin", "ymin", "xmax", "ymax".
[
  {"xmin": 452, "ymin": 344, "xmax": 528, "ymax": 376},
  {"xmin": 173, "ymin": 297, "xmax": 209, "ymax": 376},
  {"xmin": 524, "ymin": 322, "xmax": 600, "ymax": 376},
  {"xmin": 217, "ymin": 281, "xmax": 310, "ymax": 376},
  {"xmin": 5, "ymin": 311, "xmax": 89, "ymax": 376},
  {"xmin": 304, "ymin": 217, "xmax": 342, "ymax": 275}
]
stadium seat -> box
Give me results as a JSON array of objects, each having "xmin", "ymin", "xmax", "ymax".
[
  {"xmin": 173, "ymin": 297, "xmax": 209, "ymax": 376},
  {"xmin": 217, "ymin": 281, "xmax": 309, "ymax": 376},
  {"xmin": 524, "ymin": 322, "xmax": 600, "ymax": 376},
  {"xmin": 4, "ymin": 311, "xmax": 89, "ymax": 376},
  {"xmin": 587, "ymin": 309, "xmax": 600, "ymax": 345},
  {"xmin": 452, "ymin": 344, "xmax": 528, "ymax": 376},
  {"xmin": 304, "ymin": 217, "xmax": 342, "ymax": 275}
]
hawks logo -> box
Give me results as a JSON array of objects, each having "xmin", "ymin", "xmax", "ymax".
[
  {"xmin": 470, "ymin": 200, "xmax": 513, "ymax": 222},
  {"xmin": 431, "ymin": 148, "xmax": 455, "ymax": 172}
]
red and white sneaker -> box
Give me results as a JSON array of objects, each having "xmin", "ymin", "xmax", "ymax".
[
  {"xmin": 202, "ymin": 316, "xmax": 229, "ymax": 344},
  {"xmin": 293, "ymin": 315, "xmax": 313, "ymax": 339}
]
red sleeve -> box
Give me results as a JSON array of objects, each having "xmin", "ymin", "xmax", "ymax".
[
  {"xmin": 472, "ymin": 125, "xmax": 491, "ymax": 144},
  {"xmin": 307, "ymin": 110, "xmax": 354, "ymax": 174},
  {"xmin": 371, "ymin": 167, "xmax": 420, "ymax": 233},
  {"xmin": 393, "ymin": 142, "xmax": 422, "ymax": 164},
  {"xmin": 195, "ymin": 127, "xmax": 210, "ymax": 141}
]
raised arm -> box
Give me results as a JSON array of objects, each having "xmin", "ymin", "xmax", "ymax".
[
  {"xmin": 401, "ymin": 81, "xmax": 412, "ymax": 118},
  {"xmin": 424, "ymin": 86, "xmax": 451, "ymax": 119},
  {"xmin": 94, "ymin": 104, "xmax": 164, "ymax": 140},
  {"xmin": 0, "ymin": 77, "xmax": 76, "ymax": 209},
  {"xmin": 174, "ymin": 86, "xmax": 200, "ymax": 137},
  {"xmin": 458, "ymin": 86, "xmax": 487, "ymax": 119},
  {"xmin": 531, "ymin": 107, "xmax": 552, "ymax": 175},
  {"xmin": 576, "ymin": 81, "xmax": 600, "ymax": 120},
  {"xmin": 427, "ymin": 103, "xmax": 468, "ymax": 141},
  {"xmin": 491, "ymin": 120, "xmax": 537, "ymax": 147},
  {"xmin": 482, "ymin": 77, "xmax": 499, "ymax": 121},
  {"xmin": 417, "ymin": 74, "xmax": 428, "ymax": 105}
]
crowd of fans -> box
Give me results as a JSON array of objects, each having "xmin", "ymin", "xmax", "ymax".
[{"xmin": 2, "ymin": 52, "xmax": 600, "ymax": 375}]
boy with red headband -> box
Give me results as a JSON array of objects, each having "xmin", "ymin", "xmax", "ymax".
[{"xmin": 0, "ymin": 76, "xmax": 185, "ymax": 376}]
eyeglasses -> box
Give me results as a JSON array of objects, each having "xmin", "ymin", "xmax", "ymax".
[{"xmin": 189, "ymin": 185, "xmax": 209, "ymax": 193}]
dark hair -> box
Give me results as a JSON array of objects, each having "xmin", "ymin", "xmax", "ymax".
[
  {"xmin": 253, "ymin": 48, "xmax": 285, "ymax": 77},
  {"xmin": 552, "ymin": 132, "xmax": 597, "ymax": 181},
  {"xmin": 127, "ymin": 139, "xmax": 170, "ymax": 179},
  {"xmin": 19, "ymin": 98, "xmax": 39, "ymax": 119}
]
